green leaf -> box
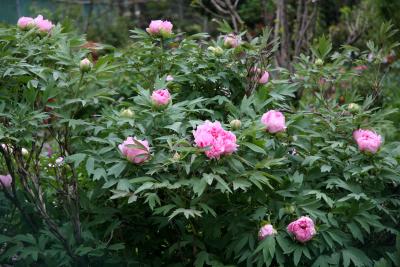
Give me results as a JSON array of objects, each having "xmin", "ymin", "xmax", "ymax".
[{"xmin": 242, "ymin": 142, "xmax": 266, "ymax": 154}]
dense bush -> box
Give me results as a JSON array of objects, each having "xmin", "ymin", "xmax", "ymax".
[{"xmin": 0, "ymin": 16, "xmax": 400, "ymax": 267}]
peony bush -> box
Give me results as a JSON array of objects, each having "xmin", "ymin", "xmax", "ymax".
[{"xmin": 0, "ymin": 17, "xmax": 399, "ymax": 266}]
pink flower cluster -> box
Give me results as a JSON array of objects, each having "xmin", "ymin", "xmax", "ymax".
[
  {"xmin": 193, "ymin": 121, "xmax": 238, "ymax": 159},
  {"xmin": 0, "ymin": 174, "xmax": 12, "ymax": 188},
  {"xmin": 287, "ymin": 216, "xmax": 316, "ymax": 243},
  {"xmin": 258, "ymin": 224, "xmax": 277, "ymax": 240},
  {"xmin": 17, "ymin": 15, "xmax": 54, "ymax": 32},
  {"xmin": 119, "ymin": 137, "xmax": 150, "ymax": 164},
  {"xmin": 261, "ymin": 110, "xmax": 286, "ymax": 133},
  {"xmin": 146, "ymin": 20, "xmax": 173, "ymax": 37},
  {"xmin": 250, "ymin": 67, "xmax": 270, "ymax": 84},
  {"xmin": 353, "ymin": 129, "xmax": 382, "ymax": 154},
  {"xmin": 224, "ymin": 34, "xmax": 240, "ymax": 48},
  {"xmin": 151, "ymin": 89, "xmax": 171, "ymax": 106}
]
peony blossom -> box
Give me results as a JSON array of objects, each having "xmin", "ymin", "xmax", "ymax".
[
  {"xmin": 287, "ymin": 216, "xmax": 316, "ymax": 243},
  {"xmin": 119, "ymin": 137, "xmax": 150, "ymax": 164},
  {"xmin": 193, "ymin": 121, "xmax": 238, "ymax": 159},
  {"xmin": 261, "ymin": 110, "xmax": 286, "ymax": 133},
  {"xmin": 258, "ymin": 224, "xmax": 277, "ymax": 240},
  {"xmin": 33, "ymin": 15, "xmax": 54, "ymax": 33},
  {"xmin": 151, "ymin": 89, "xmax": 171, "ymax": 106},
  {"xmin": 166, "ymin": 75, "xmax": 174, "ymax": 82},
  {"xmin": 250, "ymin": 67, "xmax": 269, "ymax": 84},
  {"xmin": 146, "ymin": 20, "xmax": 173, "ymax": 37},
  {"xmin": 55, "ymin": 157, "xmax": 64, "ymax": 166},
  {"xmin": 353, "ymin": 129, "xmax": 382, "ymax": 154},
  {"xmin": 17, "ymin": 17, "xmax": 34, "ymax": 29},
  {"xmin": 224, "ymin": 34, "xmax": 240, "ymax": 48},
  {"xmin": 0, "ymin": 174, "xmax": 12, "ymax": 188}
]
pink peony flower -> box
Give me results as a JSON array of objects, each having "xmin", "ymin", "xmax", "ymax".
[
  {"xmin": 119, "ymin": 137, "xmax": 150, "ymax": 164},
  {"xmin": 258, "ymin": 224, "xmax": 277, "ymax": 240},
  {"xmin": 33, "ymin": 15, "xmax": 54, "ymax": 33},
  {"xmin": 287, "ymin": 216, "xmax": 316, "ymax": 243},
  {"xmin": 17, "ymin": 17, "xmax": 34, "ymax": 29},
  {"xmin": 151, "ymin": 89, "xmax": 171, "ymax": 106},
  {"xmin": 224, "ymin": 34, "xmax": 240, "ymax": 48},
  {"xmin": 193, "ymin": 121, "xmax": 238, "ymax": 159},
  {"xmin": 166, "ymin": 75, "xmax": 174, "ymax": 82},
  {"xmin": 146, "ymin": 20, "xmax": 173, "ymax": 37},
  {"xmin": 250, "ymin": 67, "xmax": 269, "ymax": 84},
  {"xmin": 353, "ymin": 129, "xmax": 382, "ymax": 154},
  {"xmin": 261, "ymin": 110, "xmax": 286, "ymax": 133},
  {"xmin": 0, "ymin": 174, "xmax": 12, "ymax": 188}
]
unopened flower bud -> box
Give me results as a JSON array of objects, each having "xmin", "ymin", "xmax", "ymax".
[
  {"xmin": 348, "ymin": 103, "xmax": 361, "ymax": 113},
  {"xmin": 120, "ymin": 108, "xmax": 135, "ymax": 118},
  {"xmin": 21, "ymin": 148, "xmax": 29, "ymax": 156},
  {"xmin": 315, "ymin": 58, "xmax": 324, "ymax": 66},
  {"xmin": 173, "ymin": 152, "xmax": 181, "ymax": 161},
  {"xmin": 230, "ymin": 119, "xmax": 241, "ymax": 130},
  {"xmin": 80, "ymin": 58, "xmax": 92, "ymax": 72}
]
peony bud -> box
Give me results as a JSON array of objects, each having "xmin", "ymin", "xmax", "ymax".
[
  {"xmin": 120, "ymin": 108, "xmax": 135, "ymax": 118},
  {"xmin": 0, "ymin": 174, "xmax": 12, "ymax": 188},
  {"xmin": 166, "ymin": 75, "xmax": 174, "ymax": 82},
  {"xmin": 208, "ymin": 46, "xmax": 224, "ymax": 56},
  {"xmin": 348, "ymin": 103, "xmax": 361, "ymax": 113},
  {"xmin": 315, "ymin": 58, "xmax": 324, "ymax": 66},
  {"xmin": 80, "ymin": 58, "xmax": 92, "ymax": 72},
  {"xmin": 21, "ymin": 148, "xmax": 29, "ymax": 156},
  {"xmin": 258, "ymin": 224, "xmax": 277, "ymax": 240},
  {"xmin": 173, "ymin": 152, "xmax": 181, "ymax": 161},
  {"xmin": 224, "ymin": 34, "xmax": 240, "ymax": 48},
  {"xmin": 151, "ymin": 89, "xmax": 171, "ymax": 107},
  {"xmin": 230, "ymin": 119, "xmax": 242, "ymax": 130}
]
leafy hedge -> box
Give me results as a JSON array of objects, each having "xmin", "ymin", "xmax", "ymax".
[{"xmin": 0, "ymin": 16, "xmax": 399, "ymax": 267}]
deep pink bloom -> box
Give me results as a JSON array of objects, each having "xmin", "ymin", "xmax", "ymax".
[
  {"xmin": 193, "ymin": 121, "xmax": 238, "ymax": 159},
  {"xmin": 151, "ymin": 89, "xmax": 171, "ymax": 106},
  {"xmin": 118, "ymin": 137, "xmax": 150, "ymax": 164},
  {"xmin": 261, "ymin": 110, "xmax": 286, "ymax": 133},
  {"xmin": 287, "ymin": 216, "xmax": 316, "ymax": 243},
  {"xmin": 17, "ymin": 17, "xmax": 34, "ymax": 29},
  {"xmin": 224, "ymin": 34, "xmax": 240, "ymax": 48},
  {"xmin": 258, "ymin": 224, "xmax": 277, "ymax": 240},
  {"xmin": 33, "ymin": 15, "xmax": 54, "ymax": 32},
  {"xmin": 353, "ymin": 129, "xmax": 382, "ymax": 153},
  {"xmin": 0, "ymin": 174, "xmax": 12, "ymax": 188},
  {"xmin": 146, "ymin": 20, "xmax": 173, "ymax": 36}
]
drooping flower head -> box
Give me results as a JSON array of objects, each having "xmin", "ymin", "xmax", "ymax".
[
  {"xmin": 118, "ymin": 137, "xmax": 150, "ymax": 164},
  {"xmin": 261, "ymin": 110, "xmax": 286, "ymax": 133},
  {"xmin": 287, "ymin": 216, "xmax": 316, "ymax": 243},
  {"xmin": 353, "ymin": 129, "xmax": 382, "ymax": 154},
  {"xmin": 258, "ymin": 224, "xmax": 277, "ymax": 240},
  {"xmin": 193, "ymin": 121, "xmax": 238, "ymax": 159},
  {"xmin": 224, "ymin": 34, "xmax": 240, "ymax": 48},
  {"xmin": 146, "ymin": 20, "xmax": 173, "ymax": 37},
  {"xmin": 33, "ymin": 15, "xmax": 54, "ymax": 33},
  {"xmin": 151, "ymin": 89, "xmax": 171, "ymax": 106},
  {"xmin": 0, "ymin": 174, "xmax": 12, "ymax": 188},
  {"xmin": 17, "ymin": 17, "xmax": 34, "ymax": 29}
]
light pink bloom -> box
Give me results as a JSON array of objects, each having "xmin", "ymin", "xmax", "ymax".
[
  {"xmin": 166, "ymin": 75, "xmax": 174, "ymax": 81},
  {"xmin": 33, "ymin": 15, "xmax": 54, "ymax": 32},
  {"xmin": 258, "ymin": 224, "xmax": 277, "ymax": 240},
  {"xmin": 55, "ymin": 157, "xmax": 64, "ymax": 166},
  {"xmin": 287, "ymin": 216, "xmax": 316, "ymax": 243},
  {"xmin": 261, "ymin": 110, "xmax": 286, "ymax": 133},
  {"xmin": 0, "ymin": 174, "xmax": 12, "ymax": 188},
  {"xmin": 151, "ymin": 89, "xmax": 171, "ymax": 106},
  {"xmin": 250, "ymin": 67, "xmax": 269, "ymax": 84},
  {"xmin": 146, "ymin": 20, "xmax": 173, "ymax": 36},
  {"xmin": 119, "ymin": 137, "xmax": 150, "ymax": 164},
  {"xmin": 193, "ymin": 121, "xmax": 238, "ymax": 159},
  {"xmin": 353, "ymin": 129, "xmax": 382, "ymax": 154},
  {"xmin": 17, "ymin": 17, "xmax": 34, "ymax": 29},
  {"xmin": 224, "ymin": 34, "xmax": 240, "ymax": 48}
]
